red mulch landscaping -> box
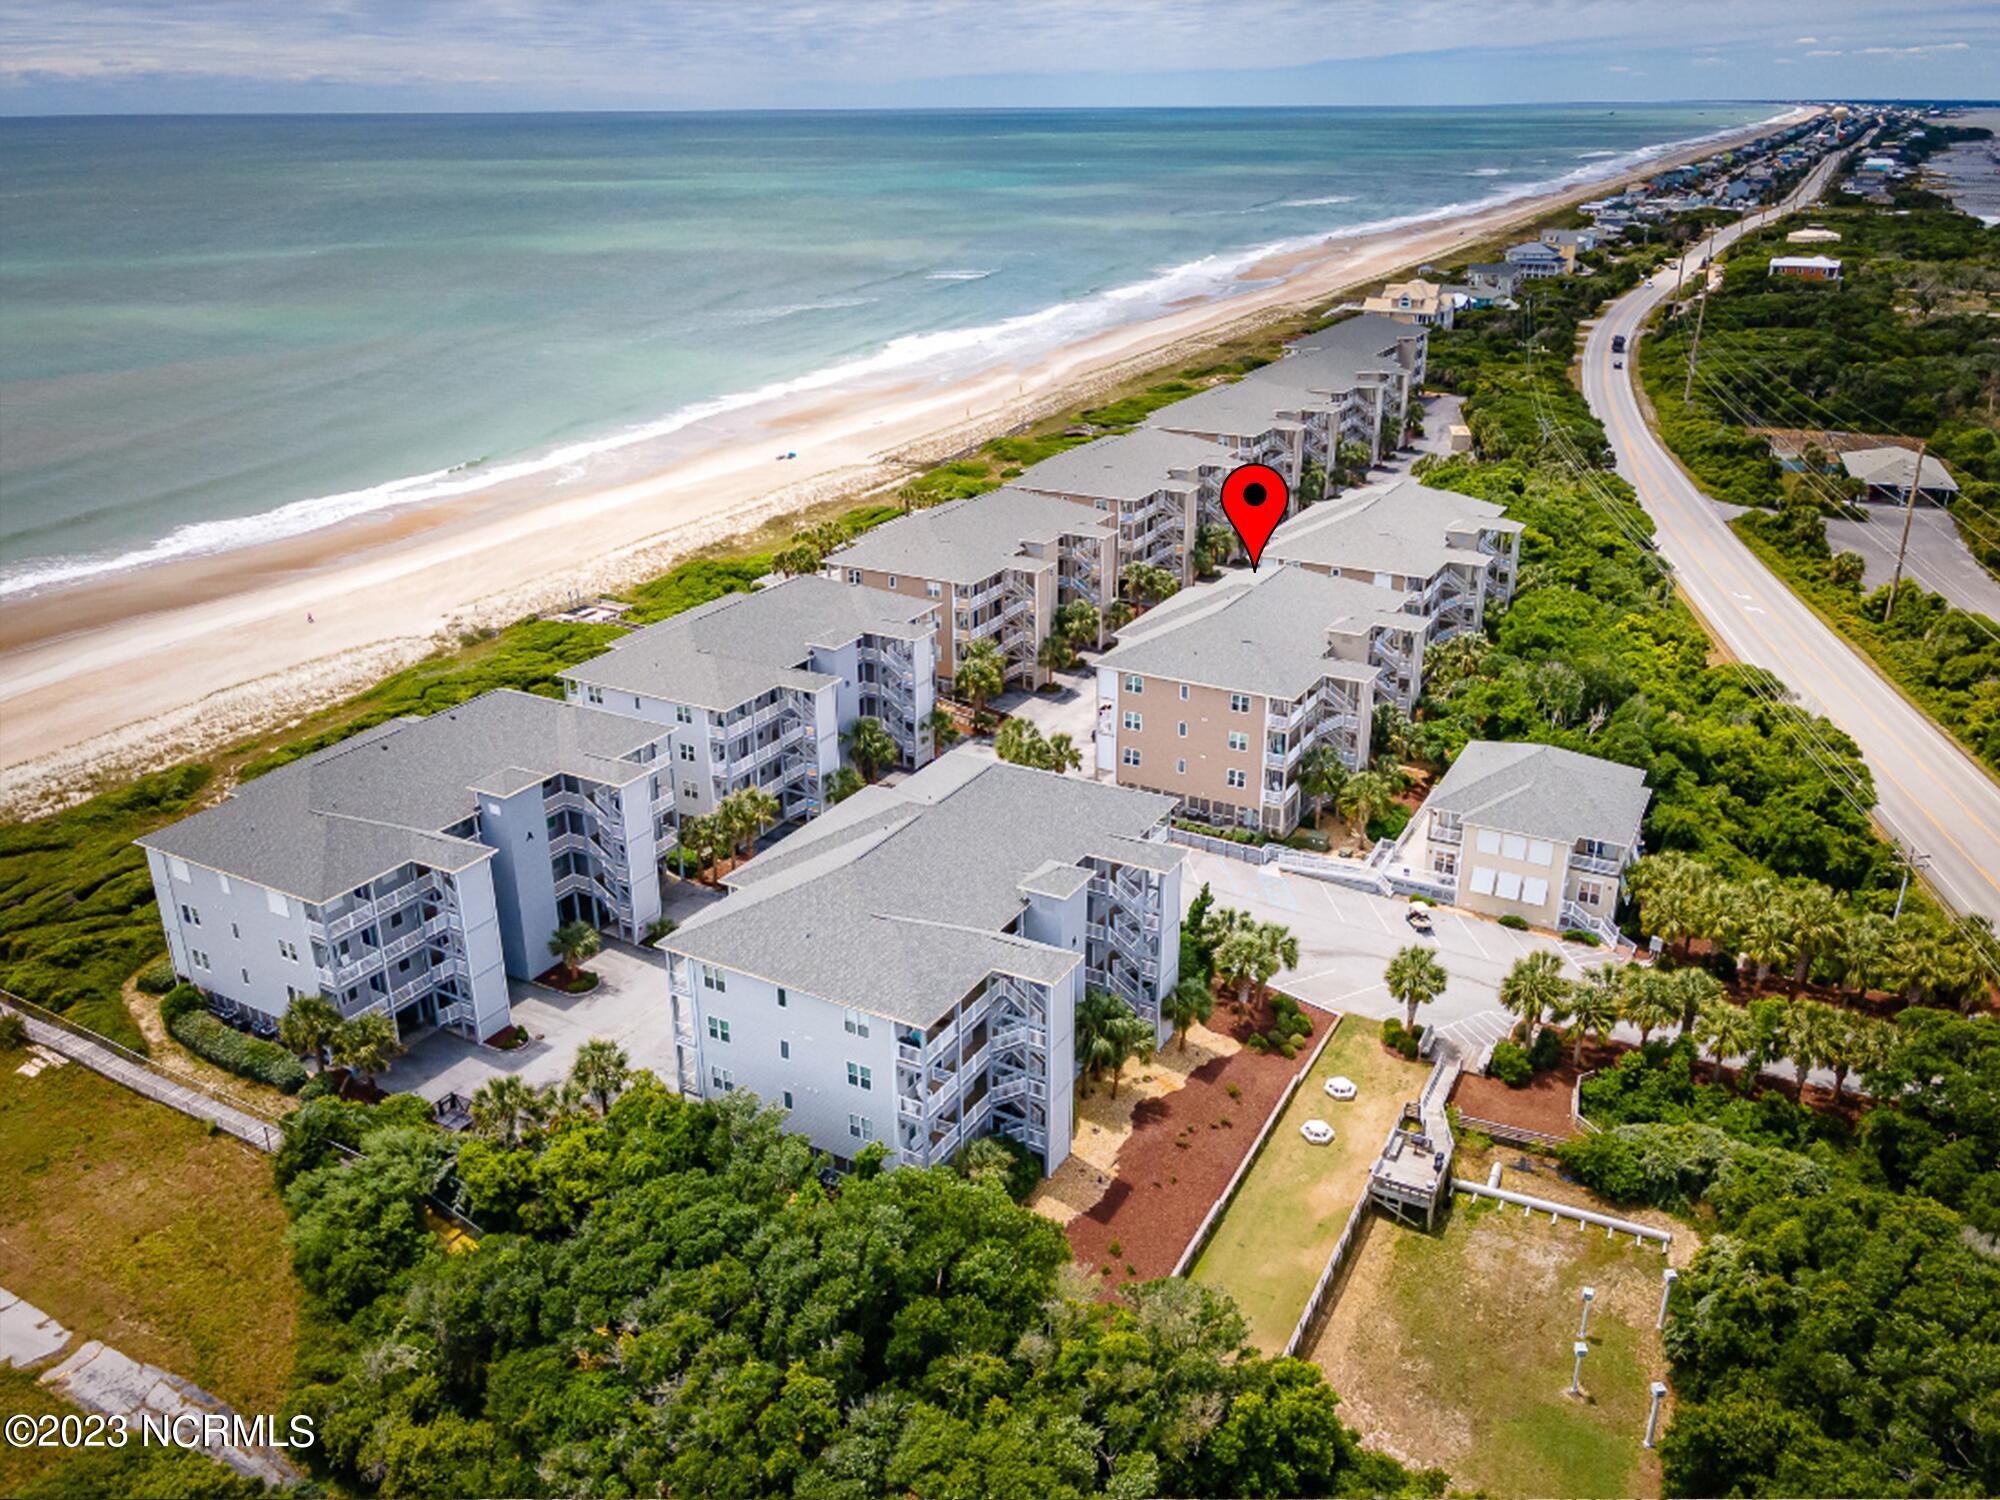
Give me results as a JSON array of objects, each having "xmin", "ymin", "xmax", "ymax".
[
  {"xmin": 1061, "ymin": 1000, "xmax": 1330, "ymax": 1286},
  {"xmin": 1452, "ymin": 1064, "xmax": 1579, "ymax": 1140}
]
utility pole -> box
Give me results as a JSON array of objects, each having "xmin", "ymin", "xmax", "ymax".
[
  {"xmin": 1682, "ymin": 285, "xmax": 1709, "ymax": 405},
  {"xmin": 1881, "ymin": 436, "xmax": 1930, "ymax": 622}
]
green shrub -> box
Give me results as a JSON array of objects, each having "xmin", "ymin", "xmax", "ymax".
[
  {"xmin": 1244, "ymin": 1033, "xmax": 1268, "ymax": 1053},
  {"xmin": 0, "ymin": 1012, "xmax": 27, "ymax": 1051},
  {"xmin": 1380, "ymin": 1017, "xmax": 1406, "ymax": 1048},
  {"xmin": 134, "ymin": 958, "xmax": 177, "ymax": 995},
  {"xmin": 1284, "ymin": 828, "xmax": 1330, "ymax": 852},
  {"xmin": 1364, "ymin": 803, "xmax": 1412, "ymax": 843},
  {"xmin": 1560, "ymin": 927, "xmax": 1602, "ymax": 946},
  {"xmin": 1527, "ymin": 1026, "xmax": 1564, "ymax": 1073},
  {"xmin": 1489, "ymin": 1040, "xmax": 1533, "ymax": 1087},
  {"xmin": 1268, "ymin": 994, "xmax": 1313, "ymax": 1044},
  {"xmin": 168, "ymin": 1009, "xmax": 308, "ymax": 1093},
  {"xmin": 1379, "ymin": 1017, "xmax": 1422, "ymax": 1060},
  {"xmin": 1556, "ymin": 1122, "xmax": 1829, "ymax": 1216},
  {"xmin": 159, "ymin": 982, "xmax": 206, "ymax": 1026},
  {"xmin": 1497, "ymin": 914, "xmax": 1530, "ymax": 931}
]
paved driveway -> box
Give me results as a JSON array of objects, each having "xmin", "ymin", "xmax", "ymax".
[
  {"xmin": 1824, "ymin": 505, "xmax": 2000, "ymax": 619},
  {"xmin": 389, "ymin": 938, "xmax": 673, "ymax": 1102},
  {"xmin": 978, "ymin": 664, "xmax": 1105, "ymax": 777},
  {"xmin": 1177, "ymin": 849, "xmax": 1603, "ymax": 1054}
]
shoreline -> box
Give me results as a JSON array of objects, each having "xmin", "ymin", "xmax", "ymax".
[{"xmin": 0, "ymin": 108, "xmax": 1810, "ymax": 816}]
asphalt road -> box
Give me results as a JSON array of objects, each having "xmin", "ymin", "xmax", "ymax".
[{"xmin": 1582, "ymin": 151, "xmax": 2000, "ymax": 923}]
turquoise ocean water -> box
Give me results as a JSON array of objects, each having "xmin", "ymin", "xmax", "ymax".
[{"xmin": 0, "ymin": 105, "xmax": 1777, "ymax": 594}]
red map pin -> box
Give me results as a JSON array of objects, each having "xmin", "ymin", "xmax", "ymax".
[{"xmin": 1219, "ymin": 463, "xmax": 1288, "ymax": 570}]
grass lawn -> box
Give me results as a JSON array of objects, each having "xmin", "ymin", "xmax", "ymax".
[
  {"xmin": 1310, "ymin": 1195, "xmax": 1675, "ymax": 1498},
  {"xmin": 0, "ymin": 1366, "xmax": 73, "ymax": 1495},
  {"xmin": 1188, "ymin": 1019, "xmax": 1429, "ymax": 1352},
  {"xmin": 0, "ymin": 1054, "xmax": 299, "ymax": 1414}
]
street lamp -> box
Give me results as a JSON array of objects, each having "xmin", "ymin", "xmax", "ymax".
[
  {"xmin": 1657, "ymin": 1268, "xmax": 1679, "ymax": 1330},
  {"xmin": 1578, "ymin": 1286, "xmax": 1596, "ymax": 1338},
  {"xmin": 1645, "ymin": 1382, "xmax": 1668, "ymax": 1448},
  {"xmin": 1569, "ymin": 1340, "xmax": 1589, "ymax": 1397}
]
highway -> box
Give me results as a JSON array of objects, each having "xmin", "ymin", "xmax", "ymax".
[{"xmin": 1580, "ymin": 146, "xmax": 2000, "ymax": 924}]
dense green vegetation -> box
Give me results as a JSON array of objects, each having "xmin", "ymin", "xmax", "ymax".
[
  {"xmin": 1634, "ymin": 162, "xmax": 2000, "ymax": 772},
  {"xmin": 278, "ymin": 1072, "xmax": 1442, "ymax": 1499},
  {"xmin": 163, "ymin": 989, "xmax": 309, "ymax": 1092},
  {"xmin": 1552, "ymin": 1012, "xmax": 2000, "ymax": 1497}
]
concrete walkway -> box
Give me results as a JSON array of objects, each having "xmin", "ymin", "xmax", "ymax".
[
  {"xmin": 0, "ymin": 1288, "xmax": 299, "ymax": 1485},
  {"xmin": 2, "ymin": 999, "xmax": 283, "ymax": 1154}
]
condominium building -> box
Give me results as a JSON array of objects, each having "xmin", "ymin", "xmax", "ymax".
[
  {"xmin": 1007, "ymin": 428, "xmax": 1230, "ymax": 585},
  {"xmin": 138, "ymin": 690, "xmax": 677, "ymax": 1043},
  {"xmin": 829, "ymin": 487, "xmax": 1118, "ymax": 691},
  {"xmin": 1264, "ymin": 477, "xmax": 1523, "ymax": 704},
  {"xmin": 1393, "ymin": 741, "xmax": 1650, "ymax": 941},
  {"xmin": 660, "ymin": 757, "xmax": 1185, "ymax": 1174},
  {"xmin": 1093, "ymin": 567, "xmax": 1400, "ymax": 835},
  {"xmin": 559, "ymin": 576, "xmax": 941, "ymax": 828}
]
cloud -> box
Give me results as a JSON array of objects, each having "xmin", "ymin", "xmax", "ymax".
[
  {"xmin": 1772, "ymin": 56, "xmax": 1796, "ymax": 64},
  {"xmin": 1806, "ymin": 49, "xmax": 1843, "ymax": 56},
  {"xmin": 1690, "ymin": 54, "xmax": 1729, "ymax": 67},
  {"xmin": 1794, "ymin": 35, "xmax": 1818, "ymax": 43},
  {"xmin": 1856, "ymin": 40, "xmax": 1970, "ymax": 54}
]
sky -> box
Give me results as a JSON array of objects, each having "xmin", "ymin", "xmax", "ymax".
[{"xmin": 1, "ymin": 0, "xmax": 1996, "ymax": 114}]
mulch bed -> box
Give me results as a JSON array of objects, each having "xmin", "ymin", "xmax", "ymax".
[
  {"xmin": 1062, "ymin": 1000, "xmax": 1330, "ymax": 1286},
  {"xmin": 1452, "ymin": 1064, "xmax": 1579, "ymax": 1141}
]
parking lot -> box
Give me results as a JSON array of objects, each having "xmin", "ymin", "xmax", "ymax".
[{"xmin": 1177, "ymin": 848, "xmax": 1607, "ymax": 1056}]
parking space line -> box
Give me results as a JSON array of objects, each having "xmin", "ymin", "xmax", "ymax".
[{"xmin": 1449, "ymin": 911, "xmax": 1490, "ymax": 961}]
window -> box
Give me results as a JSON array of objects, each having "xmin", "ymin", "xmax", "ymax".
[
  {"xmin": 1124, "ymin": 674, "xmax": 1144, "ymax": 693},
  {"xmin": 266, "ymin": 889, "xmax": 289, "ymax": 918},
  {"xmin": 1179, "ymin": 683, "xmax": 1190, "ymax": 701},
  {"xmin": 887, "ymin": 575, "xmax": 898, "ymax": 589},
  {"xmin": 782, "ymin": 1090, "xmax": 794, "ymax": 1109},
  {"xmin": 926, "ymin": 580, "xmax": 941, "ymax": 598},
  {"xmin": 848, "ymin": 569, "xmax": 862, "ymax": 585},
  {"xmin": 1226, "ymin": 768, "xmax": 1247, "ymax": 789},
  {"xmin": 1495, "ymin": 871, "xmax": 1524, "ymax": 901},
  {"xmin": 285, "ymin": 984, "xmax": 304, "ymax": 1002},
  {"xmin": 1123, "ymin": 711, "xmax": 1142, "ymax": 732},
  {"xmin": 1177, "ymin": 721, "xmax": 1187, "ymax": 738},
  {"xmin": 1176, "ymin": 759, "xmax": 1187, "ymax": 775},
  {"xmin": 585, "ymin": 684, "xmax": 604, "ymax": 705},
  {"xmin": 1432, "ymin": 851, "xmax": 1458, "ymax": 878},
  {"xmin": 848, "ymin": 1113, "xmax": 875, "ymax": 1142},
  {"xmin": 682, "ymin": 783, "xmax": 697, "ymax": 798},
  {"xmin": 1527, "ymin": 839, "xmax": 1554, "ymax": 867},
  {"xmin": 1227, "ymin": 731, "xmax": 1249, "ymax": 752},
  {"xmin": 1576, "ymin": 881, "xmax": 1604, "ymax": 909},
  {"xmin": 678, "ymin": 742, "xmax": 697, "ymax": 763},
  {"xmin": 776, "ymin": 987, "xmax": 788, "ymax": 1008},
  {"xmin": 847, "ymin": 1062, "xmax": 873, "ymax": 1091},
  {"xmin": 1501, "ymin": 834, "xmax": 1528, "ymax": 861},
  {"xmin": 1229, "ymin": 693, "xmax": 1251, "ymax": 713},
  {"xmin": 190, "ymin": 949, "xmax": 209, "ymax": 970},
  {"xmin": 1475, "ymin": 829, "xmax": 1502, "ymax": 855},
  {"xmin": 1521, "ymin": 877, "xmax": 1549, "ymax": 907},
  {"xmin": 230, "ymin": 922, "xmax": 241, "ymax": 939},
  {"xmin": 674, "ymin": 703, "xmax": 693, "ymax": 724},
  {"xmin": 169, "ymin": 857, "xmax": 191, "ymax": 883},
  {"xmin": 780, "ymin": 1039, "xmax": 790, "ymax": 1059},
  {"xmin": 701, "ymin": 964, "xmax": 727, "ymax": 992},
  {"xmin": 240, "ymin": 968, "xmax": 250, "ymax": 985},
  {"xmin": 1469, "ymin": 866, "xmax": 1498, "ymax": 896},
  {"xmin": 1123, "ymin": 747, "xmax": 1142, "ymax": 768},
  {"xmin": 707, "ymin": 1016, "xmax": 730, "ymax": 1043},
  {"xmin": 277, "ymin": 939, "xmax": 299, "ymax": 963},
  {"xmin": 217, "ymin": 874, "xmax": 230, "ymax": 894},
  {"xmin": 179, "ymin": 904, "xmax": 201, "ymax": 927},
  {"xmin": 843, "ymin": 1010, "xmax": 870, "ymax": 1038},
  {"xmin": 709, "ymin": 1067, "xmax": 736, "ymax": 1093}
]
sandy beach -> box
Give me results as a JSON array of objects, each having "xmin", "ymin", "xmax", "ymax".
[{"xmin": 0, "ymin": 109, "xmax": 1809, "ymax": 814}]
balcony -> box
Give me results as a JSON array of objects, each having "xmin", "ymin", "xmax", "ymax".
[
  {"xmin": 1430, "ymin": 822, "xmax": 1463, "ymax": 846},
  {"xmin": 1571, "ymin": 850, "xmax": 1623, "ymax": 877}
]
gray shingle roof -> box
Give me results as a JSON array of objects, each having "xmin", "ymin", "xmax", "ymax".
[
  {"xmin": 1098, "ymin": 566, "xmax": 1401, "ymax": 699},
  {"xmin": 138, "ymin": 690, "xmax": 666, "ymax": 903},
  {"xmin": 832, "ymin": 487, "xmax": 1114, "ymax": 585},
  {"xmin": 1264, "ymin": 478, "xmax": 1517, "ymax": 580},
  {"xmin": 665, "ymin": 758, "xmax": 1181, "ymax": 1025},
  {"xmin": 1838, "ymin": 446, "xmax": 1958, "ymax": 493},
  {"xmin": 1425, "ymin": 741, "xmax": 1651, "ymax": 848},
  {"xmin": 1145, "ymin": 377, "xmax": 1311, "ymax": 436},
  {"xmin": 1008, "ymin": 428, "xmax": 1228, "ymax": 503},
  {"xmin": 562, "ymin": 575, "xmax": 936, "ymax": 709}
]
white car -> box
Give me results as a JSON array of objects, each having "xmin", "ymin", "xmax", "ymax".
[
  {"xmin": 1323, "ymin": 1076, "xmax": 1358, "ymax": 1101},
  {"xmin": 1300, "ymin": 1119, "xmax": 1335, "ymax": 1145}
]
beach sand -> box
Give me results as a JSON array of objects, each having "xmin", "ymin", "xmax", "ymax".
[{"xmin": 0, "ymin": 111, "xmax": 1810, "ymax": 814}]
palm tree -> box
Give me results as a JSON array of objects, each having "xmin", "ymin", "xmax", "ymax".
[
  {"xmin": 1103, "ymin": 598, "xmax": 1136, "ymax": 633},
  {"xmin": 677, "ymin": 812, "xmax": 726, "ymax": 875},
  {"xmin": 1044, "ymin": 732, "xmax": 1083, "ymax": 774},
  {"xmin": 1122, "ymin": 562, "xmax": 1180, "ymax": 606},
  {"xmin": 1564, "ymin": 964, "xmax": 1623, "ymax": 1069},
  {"xmin": 1670, "ymin": 966, "xmax": 1724, "ymax": 1037},
  {"xmin": 953, "ymin": 640, "xmax": 1006, "ymax": 718},
  {"xmin": 469, "ymin": 1074, "xmax": 543, "ymax": 1144},
  {"xmin": 772, "ymin": 542, "xmax": 822, "ymax": 578},
  {"xmin": 1053, "ymin": 598, "xmax": 1101, "ymax": 648},
  {"xmin": 843, "ymin": 716, "xmax": 901, "ymax": 782},
  {"xmin": 1832, "ymin": 1013, "xmax": 1892, "ymax": 1099},
  {"xmin": 1037, "ymin": 633, "xmax": 1076, "ymax": 676},
  {"xmin": 1692, "ymin": 998, "xmax": 1759, "ymax": 1086},
  {"xmin": 1074, "ymin": 989, "xmax": 1152, "ymax": 1095},
  {"xmin": 1197, "ymin": 523, "xmax": 1237, "ymax": 571},
  {"xmin": 1212, "ymin": 928, "xmax": 1267, "ymax": 1013},
  {"xmin": 1251, "ymin": 921, "xmax": 1300, "ymax": 1010},
  {"xmin": 1834, "ymin": 911, "xmax": 1891, "ymax": 998},
  {"xmin": 329, "ymin": 1011, "xmax": 404, "ymax": 1090},
  {"xmin": 993, "ymin": 717, "xmax": 1045, "ymax": 767},
  {"xmin": 1384, "ymin": 945, "xmax": 1449, "ymax": 1033},
  {"xmin": 1297, "ymin": 745, "xmax": 1349, "ymax": 831},
  {"xmin": 1618, "ymin": 966, "xmax": 1681, "ymax": 1047},
  {"xmin": 277, "ymin": 993, "xmax": 342, "ymax": 1072},
  {"xmin": 1162, "ymin": 975, "xmax": 1214, "ymax": 1051},
  {"xmin": 1499, "ymin": 950, "xmax": 1568, "ymax": 1048},
  {"xmin": 825, "ymin": 766, "xmax": 866, "ymax": 805},
  {"xmin": 730, "ymin": 785, "xmax": 781, "ymax": 859},
  {"xmin": 925, "ymin": 706, "xmax": 961, "ymax": 751},
  {"xmin": 1770, "ymin": 998, "xmax": 1825, "ymax": 1102},
  {"xmin": 958, "ymin": 1136, "xmax": 1016, "ymax": 1188},
  {"xmin": 1336, "ymin": 768, "xmax": 1398, "ymax": 840},
  {"xmin": 1785, "ymin": 883, "xmax": 1845, "ymax": 988},
  {"xmin": 1630, "ymin": 852, "xmax": 1715, "ymax": 957},
  {"xmin": 548, "ymin": 919, "xmax": 602, "ymax": 984},
  {"xmin": 1422, "ymin": 633, "xmax": 1490, "ymax": 698},
  {"xmin": 1735, "ymin": 877, "xmax": 1797, "ymax": 986},
  {"xmin": 570, "ymin": 1037, "xmax": 631, "ymax": 1116}
]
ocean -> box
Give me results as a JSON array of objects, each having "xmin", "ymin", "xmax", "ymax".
[{"xmin": 0, "ymin": 104, "xmax": 1778, "ymax": 595}]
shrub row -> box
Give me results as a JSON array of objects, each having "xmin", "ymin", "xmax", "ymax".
[
  {"xmin": 164, "ymin": 988, "xmax": 307, "ymax": 1093},
  {"xmin": 1379, "ymin": 1017, "xmax": 1422, "ymax": 1060}
]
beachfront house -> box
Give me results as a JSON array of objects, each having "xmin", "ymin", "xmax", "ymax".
[
  {"xmin": 1006, "ymin": 428, "xmax": 1230, "ymax": 585},
  {"xmin": 659, "ymin": 756, "xmax": 1185, "ymax": 1175},
  {"xmin": 1092, "ymin": 567, "xmax": 1393, "ymax": 836},
  {"xmin": 828, "ymin": 487, "xmax": 1118, "ymax": 693},
  {"xmin": 1839, "ymin": 445, "xmax": 1960, "ymax": 506},
  {"xmin": 1395, "ymin": 741, "xmax": 1650, "ymax": 941},
  {"xmin": 1769, "ymin": 255, "xmax": 1842, "ymax": 282},
  {"xmin": 1538, "ymin": 227, "xmax": 1597, "ymax": 263},
  {"xmin": 1262, "ymin": 477, "xmax": 1522, "ymax": 706},
  {"xmin": 138, "ymin": 690, "xmax": 678, "ymax": 1044},
  {"xmin": 1361, "ymin": 277, "xmax": 1455, "ymax": 328},
  {"xmin": 1465, "ymin": 262, "xmax": 1524, "ymax": 297},
  {"xmin": 1504, "ymin": 240, "xmax": 1569, "ymax": 279},
  {"xmin": 558, "ymin": 576, "xmax": 942, "ymax": 829}
]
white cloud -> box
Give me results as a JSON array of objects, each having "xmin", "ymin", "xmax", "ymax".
[
  {"xmin": 1806, "ymin": 49, "xmax": 1843, "ymax": 56},
  {"xmin": 1794, "ymin": 35, "xmax": 1817, "ymax": 43},
  {"xmin": 1857, "ymin": 40, "xmax": 1969, "ymax": 55},
  {"xmin": 1690, "ymin": 54, "xmax": 1728, "ymax": 66}
]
